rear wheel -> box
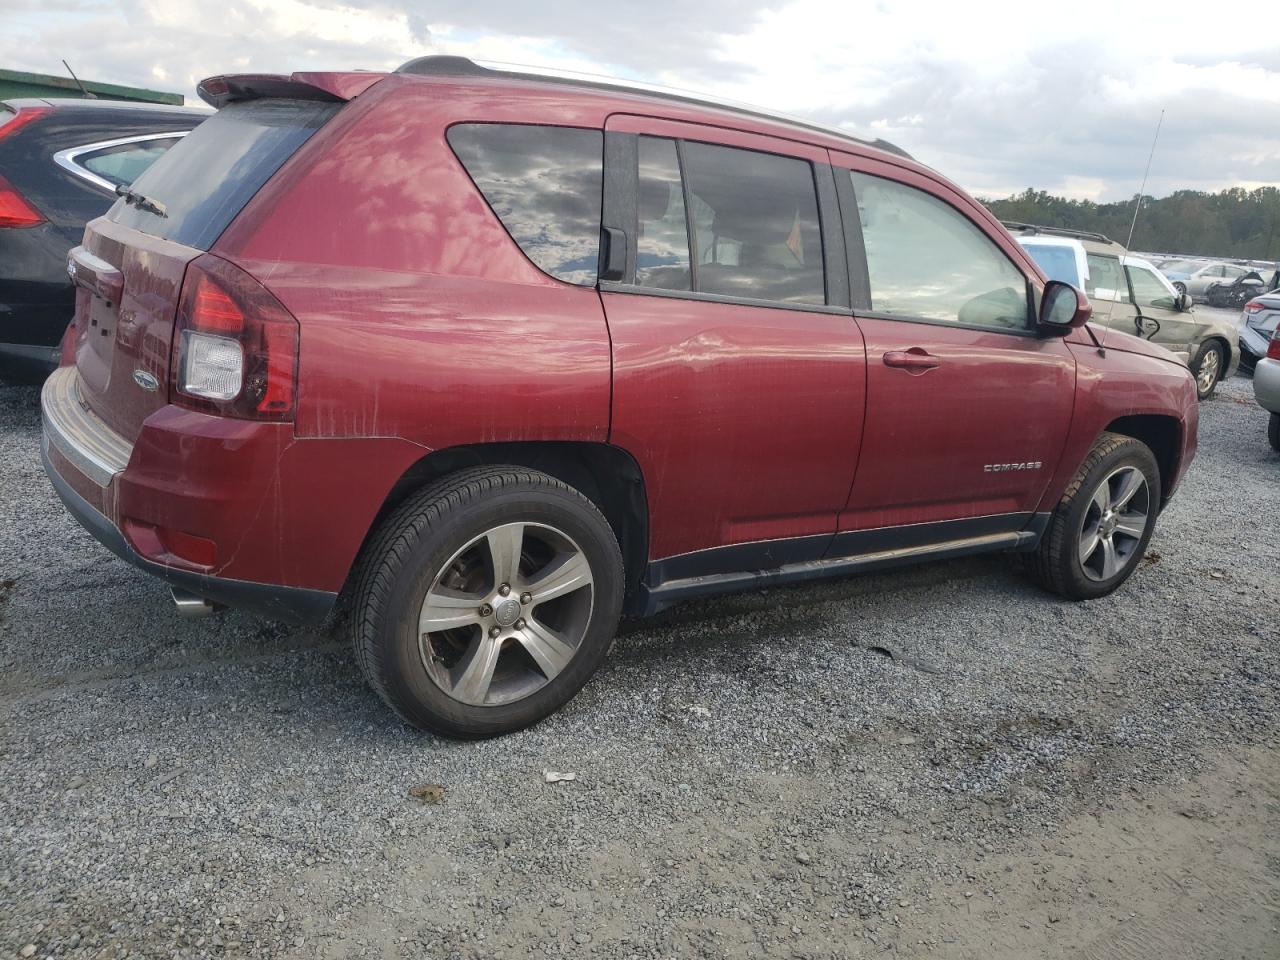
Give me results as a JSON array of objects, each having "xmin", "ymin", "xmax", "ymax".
[
  {"xmin": 351, "ymin": 466, "xmax": 624, "ymax": 737},
  {"xmin": 1027, "ymin": 432, "xmax": 1159, "ymax": 600},
  {"xmin": 1270, "ymin": 413, "xmax": 1280, "ymax": 452},
  {"xmin": 1191, "ymin": 340, "xmax": 1224, "ymax": 400}
]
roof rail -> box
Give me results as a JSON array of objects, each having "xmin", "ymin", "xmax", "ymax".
[
  {"xmin": 395, "ymin": 55, "xmax": 913, "ymax": 161},
  {"xmin": 1001, "ymin": 220, "xmax": 1117, "ymax": 246}
]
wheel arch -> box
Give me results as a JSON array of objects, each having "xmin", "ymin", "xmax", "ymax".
[
  {"xmin": 1102, "ymin": 414, "xmax": 1181, "ymax": 506},
  {"xmin": 352, "ymin": 441, "xmax": 650, "ymax": 613}
]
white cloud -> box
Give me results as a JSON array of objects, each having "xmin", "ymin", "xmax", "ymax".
[{"xmin": 2, "ymin": 0, "xmax": 1277, "ymax": 200}]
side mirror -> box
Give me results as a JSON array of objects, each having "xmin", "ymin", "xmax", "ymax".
[
  {"xmin": 1038, "ymin": 280, "xmax": 1092, "ymax": 334},
  {"xmin": 1175, "ymin": 292, "xmax": 1191, "ymax": 312}
]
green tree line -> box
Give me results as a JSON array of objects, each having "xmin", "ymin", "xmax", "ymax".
[{"xmin": 982, "ymin": 186, "xmax": 1280, "ymax": 261}]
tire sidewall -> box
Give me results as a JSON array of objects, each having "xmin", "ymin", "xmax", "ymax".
[
  {"xmin": 1056, "ymin": 441, "xmax": 1160, "ymax": 600},
  {"xmin": 375, "ymin": 483, "xmax": 622, "ymax": 737},
  {"xmin": 1192, "ymin": 341, "xmax": 1223, "ymax": 399}
]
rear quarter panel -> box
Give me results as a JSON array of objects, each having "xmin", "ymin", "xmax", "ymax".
[{"xmin": 214, "ymin": 79, "xmax": 612, "ymax": 448}]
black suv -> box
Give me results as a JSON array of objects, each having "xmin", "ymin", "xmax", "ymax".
[{"xmin": 0, "ymin": 98, "xmax": 207, "ymax": 381}]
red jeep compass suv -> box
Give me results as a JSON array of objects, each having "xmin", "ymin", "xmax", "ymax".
[{"xmin": 42, "ymin": 58, "xmax": 1199, "ymax": 737}]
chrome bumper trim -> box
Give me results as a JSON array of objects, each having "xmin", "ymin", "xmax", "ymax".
[{"xmin": 41, "ymin": 366, "xmax": 132, "ymax": 487}]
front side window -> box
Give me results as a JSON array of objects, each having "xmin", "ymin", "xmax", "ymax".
[
  {"xmin": 850, "ymin": 171, "xmax": 1029, "ymax": 330},
  {"xmin": 78, "ymin": 137, "xmax": 182, "ymax": 188},
  {"xmin": 1085, "ymin": 253, "xmax": 1126, "ymax": 302},
  {"xmin": 1127, "ymin": 265, "xmax": 1176, "ymax": 310},
  {"xmin": 448, "ymin": 124, "xmax": 603, "ymax": 285}
]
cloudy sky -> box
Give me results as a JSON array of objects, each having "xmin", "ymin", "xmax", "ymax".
[{"xmin": 5, "ymin": 0, "xmax": 1278, "ymax": 201}]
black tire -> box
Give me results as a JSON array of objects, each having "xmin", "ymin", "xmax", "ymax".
[
  {"xmin": 1026, "ymin": 432, "xmax": 1160, "ymax": 601},
  {"xmin": 1191, "ymin": 340, "xmax": 1225, "ymax": 400},
  {"xmin": 351, "ymin": 466, "xmax": 623, "ymax": 738},
  {"xmin": 1269, "ymin": 413, "xmax": 1280, "ymax": 453}
]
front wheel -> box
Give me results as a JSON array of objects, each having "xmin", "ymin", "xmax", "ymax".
[
  {"xmin": 351, "ymin": 466, "xmax": 624, "ymax": 737},
  {"xmin": 1191, "ymin": 340, "xmax": 1225, "ymax": 400},
  {"xmin": 1027, "ymin": 433, "xmax": 1160, "ymax": 600}
]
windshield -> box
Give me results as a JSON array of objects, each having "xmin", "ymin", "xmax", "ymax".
[{"xmin": 107, "ymin": 98, "xmax": 338, "ymax": 250}]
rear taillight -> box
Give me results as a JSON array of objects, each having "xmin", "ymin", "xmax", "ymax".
[
  {"xmin": 0, "ymin": 108, "xmax": 50, "ymax": 228},
  {"xmin": 1267, "ymin": 332, "xmax": 1280, "ymax": 362},
  {"xmin": 0, "ymin": 172, "xmax": 44, "ymax": 228},
  {"xmin": 1244, "ymin": 300, "xmax": 1264, "ymax": 314},
  {"xmin": 170, "ymin": 254, "xmax": 299, "ymax": 421}
]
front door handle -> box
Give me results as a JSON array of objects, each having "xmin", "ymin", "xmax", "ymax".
[{"xmin": 883, "ymin": 348, "xmax": 939, "ymax": 374}]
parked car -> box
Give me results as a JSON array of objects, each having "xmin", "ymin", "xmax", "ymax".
[
  {"xmin": 1007, "ymin": 224, "xmax": 1239, "ymax": 399},
  {"xmin": 1254, "ymin": 331, "xmax": 1280, "ymax": 451},
  {"xmin": 1203, "ymin": 270, "xmax": 1269, "ymax": 309},
  {"xmin": 0, "ymin": 98, "xmax": 207, "ymax": 382},
  {"xmin": 1159, "ymin": 259, "xmax": 1254, "ymax": 298},
  {"xmin": 1239, "ymin": 289, "xmax": 1280, "ymax": 370},
  {"xmin": 42, "ymin": 59, "xmax": 1200, "ymax": 737}
]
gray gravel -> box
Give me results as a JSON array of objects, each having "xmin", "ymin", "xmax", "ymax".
[{"xmin": 1, "ymin": 371, "xmax": 1277, "ymax": 959}]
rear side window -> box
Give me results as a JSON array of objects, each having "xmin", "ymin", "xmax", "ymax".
[
  {"xmin": 632, "ymin": 138, "xmax": 825, "ymax": 305},
  {"xmin": 448, "ymin": 124, "xmax": 603, "ymax": 286},
  {"xmin": 1085, "ymin": 253, "xmax": 1126, "ymax": 302},
  {"xmin": 850, "ymin": 171, "xmax": 1029, "ymax": 330},
  {"xmin": 77, "ymin": 137, "xmax": 182, "ymax": 188},
  {"xmin": 108, "ymin": 99, "xmax": 338, "ymax": 250}
]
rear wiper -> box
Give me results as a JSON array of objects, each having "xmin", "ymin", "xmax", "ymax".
[{"xmin": 114, "ymin": 183, "xmax": 167, "ymax": 218}]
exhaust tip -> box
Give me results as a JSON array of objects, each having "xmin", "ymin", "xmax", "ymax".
[{"xmin": 170, "ymin": 587, "xmax": 221, "ymax": 619}]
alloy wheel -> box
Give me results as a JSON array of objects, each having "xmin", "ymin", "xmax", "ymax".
[
  {"xmin": 1077, "ymin": 465, "xmax": 1150, "ymax": 582},
  {"xmin": 1195, "ymin": 347, "xmax": 1221, "ymax": 396},
  {"xmin": 417, "ymin": 522, "xmax": 594, "ymax": 706}
]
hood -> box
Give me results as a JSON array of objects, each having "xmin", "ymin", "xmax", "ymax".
[{"xmin": 1087, "ymin": 325, "xmax": 1186, "ymax": 367}]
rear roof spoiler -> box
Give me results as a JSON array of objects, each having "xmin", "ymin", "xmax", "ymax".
[{"xmin": 197, "ymin": 72, "xmax": 383, "ymax": 108}]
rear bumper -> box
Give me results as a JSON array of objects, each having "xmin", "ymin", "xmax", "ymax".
[
  {"xmin": 42, "ymin": 438, "xmax": 336, "ymax": 624},
  {"xmin": 40, "ymin": 366, "xmax": 428, "ymax": 623}
]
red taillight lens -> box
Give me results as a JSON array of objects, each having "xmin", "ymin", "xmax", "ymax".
[
  {"xmin": 0, "ymin": 108, "xmax": 51, "ymax": 228},
  {"xmin": 0, "ymin": 106, "xmax": 50, "ymax": 143},
  {"xmin": 171, "ymin": 254, "xmax": 299, "ymax": 421},
  {"xmin": 1244, "ymin": 300, "xmax": 1264, "ymax": 314},
  {"xmin": 0, "ymin": 172, "xmax": 45, "ymax": 228},
  {"xmin": 1267, "ymin": 333, "xmax": 1280, "ymax": 362}
]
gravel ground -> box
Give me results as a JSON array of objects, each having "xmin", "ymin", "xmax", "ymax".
[{"xmin": 1, "ymin": 369, "xmax": 1277, "ymax": 959}]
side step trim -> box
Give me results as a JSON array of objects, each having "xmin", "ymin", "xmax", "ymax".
[{"xmin": 641, "ymin": 529, "xmax": 1036, "ymax": 613}]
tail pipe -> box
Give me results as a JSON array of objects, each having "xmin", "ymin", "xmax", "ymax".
[{"xmin": 170, "ymin": 587, "xmax": 222, "ymax": 619}]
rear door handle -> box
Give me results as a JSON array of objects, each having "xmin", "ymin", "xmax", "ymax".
[{"xmin": 883, "ymin": 349, "xmax": 939, "ymax": 373}]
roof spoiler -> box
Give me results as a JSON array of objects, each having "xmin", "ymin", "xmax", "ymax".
[{"xmin": 197, "ymin": 72, "xmax": 383, "ymax": 109}]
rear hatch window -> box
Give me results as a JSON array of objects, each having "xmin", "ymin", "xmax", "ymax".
[{"xmin": 107, "ymin": 98, "xmax": 338, "ymax": 250}]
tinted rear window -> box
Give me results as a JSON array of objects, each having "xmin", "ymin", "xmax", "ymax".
[
  {"xmin": 447, "ymin": 123, "xmax": 603, "ymax": 285},
  {"xmin": 108, "ymin": 99, "xmax": 338, "ymax": 250}
]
